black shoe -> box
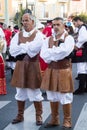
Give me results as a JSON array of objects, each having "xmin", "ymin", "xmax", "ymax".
[
  {"xmin": 73, "ymin": 88, "xmax": 84, "ymax": 95},
  {"xmin": 85, "ymin": 88, "xmax": 87, "ymax": 93},
  {"xmin": 75, "ymin": 76, "xmax": 79, "ymax": 80}
]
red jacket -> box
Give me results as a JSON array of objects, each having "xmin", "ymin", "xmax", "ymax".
[{"xmin": 3, "ymin": 29, "xmax": 12, "ymax": 47}]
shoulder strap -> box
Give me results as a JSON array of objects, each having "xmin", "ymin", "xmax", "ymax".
[
  {"xmin": 19, "ymin": 30, "xmax": 37, "ymax": 44},
  {"xmin": 49, "ymin": 36, "xmax": 58, "ymax": 48},
  {"xmin": 79, "ymin": 24, "xmax": 87, "ymax": 31},
  {"xmin": 58, "ymin": 33, "xmax": 68, "ymax": 46},
  {"xmin": 49, "ymin": 33, "xmax": 69, "ymax": 48},
  {"xmin": 82, "ymin": 24, "xmax": 87, "ymax": 29}
]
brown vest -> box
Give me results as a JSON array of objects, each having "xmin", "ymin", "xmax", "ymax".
[
  {"xmin": 41, "ymin": 35, "xmax": 74, "ymax": 93},
  {"xmin": 11, "ymin": 31, "xmax": 42, "ymax": 89},
  {"xmin": 19, "ymin": 31, "xmax": 37, "ymax": 43},
  {"xmin": 48, "ymin": 35, "xmax": 71, "ymax": 69}
]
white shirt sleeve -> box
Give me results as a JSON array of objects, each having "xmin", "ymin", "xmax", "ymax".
[
  {"xmin": 0, "ymin": 28, "xmax": 5, "ymax": 38},
  {"xmin": 9, "ymin": 33, "xmax": 27, "ymax": 57},
  {"xmin": 40, "ymin": 35, "xmax": 75, "ymax": 63},
  {"xmin": 76, "ymin": 26, "xmax": 87, "ymax": 48},
  {"xmin": 20, "ymin": 31, "xmax": 44, "ymax": 58}
]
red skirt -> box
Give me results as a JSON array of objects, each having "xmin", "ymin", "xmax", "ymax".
[{"xmin": 0, "ymin": 56, "xmax": 7, "ymax": 95}]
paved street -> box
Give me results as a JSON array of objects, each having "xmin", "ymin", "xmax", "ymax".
[{"xmin": 0, "ymin": 63, "xmax": 87, "ymax": 130}]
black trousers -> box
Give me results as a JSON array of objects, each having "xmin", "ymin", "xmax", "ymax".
[{"xmin": 78, "ymin": 74, "xmax": 87, "ymax": 91}]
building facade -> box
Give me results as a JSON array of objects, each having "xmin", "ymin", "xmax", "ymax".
[{"xmin": 0, "ymin": 0, "xmax": 87, "ymax": 25}]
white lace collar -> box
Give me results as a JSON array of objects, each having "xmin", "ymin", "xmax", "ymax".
[
  {"xmin": 52, "ymin": 30, "xmax": 68, "ymax": 41},
  {"xmin": 23, "ymin": 28, "xmax": 36, "ymax": 37}
]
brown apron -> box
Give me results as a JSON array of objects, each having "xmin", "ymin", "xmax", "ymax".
[
  {"xmin": 11, "ymin": 31, "xmax": 42, "ymax": 89},
  {"xmin": 41, "ymin": 36, "xmax": 74, "ymax": 93}
]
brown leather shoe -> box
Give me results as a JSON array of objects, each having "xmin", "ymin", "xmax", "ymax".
[
  {"xmin": 34, "ymin": 101, "xmax": 43, "ymax": 126},
  {"xmin": 12, "ymin": 117, "xmax": 24, "ymax": 124},
  {"xmin": 44, "ymin": 118, "xmax": 60, "ymax": 128},
  {"xmin": 63, "ymin": 119, "xmax": 72, "ymax": 128},
  {"xmin": 36, "ymin": 120, "xmax": 43, "ymax": 126},
  {"xmin": 36, "ymin": 114, "xmax": 43, "ymax": 125},
  {"xmin": 63, "ymin": 104, "xmax": 72, "ymax": 128},
  {"xmin": 12, "ymin": 101, "xmax": 25, "ymax": 124},
  {"xmin": 44, "ymin": 102, "xmax": 60, "ymax": 128},
  {"xmin": 44, "ymin": 123, "xmax": 59, "ymax": 128}
]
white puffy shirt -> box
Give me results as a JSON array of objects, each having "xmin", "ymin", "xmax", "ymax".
[
  {"xmin": 9, "ymin": 29, "xmax": 44, "ymax": 58},
  {"xmin": 76, "ymin": 26, "xmax": 87, "ymax": 48},
  {"xmin": 40, "ymin": 31, "xmax": 75, "ymax": 63}
]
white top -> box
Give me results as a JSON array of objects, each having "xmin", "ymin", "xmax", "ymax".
[
  {"xmin": 40, "ymin": 31, "xmax": 75, "ymax": 63},
  {"xmin": 1, "ymin": 38, "xmax": 7, "ymax": 53},
  {"xmin": 0, "ymin": 27, "xmax": 5, "ymax": 38},
  {"xmin": 0, "ymin": 27, "xmax": 7, "ymax": 54},
  {"xmin": 76, "ymin": 26, "xmax": 87, "ymax": 48},
  {"xmin": 9, "ymin": 29, "xmax": 44, "ymax": 58}
]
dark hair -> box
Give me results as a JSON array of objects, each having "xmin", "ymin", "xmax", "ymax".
[
  {"xmin": 53, "ymin": 17, "xmax": 63, "ymax": 22},
  {"xmin": 0, "ymin": 22, "xmax": 3, "ymax": 26},
  {"xmin": 66, "ymin": 26, "xmax": 74, "ymax": 35},
  {"xmin": 8, "ymin": 25, "xmax": 11, "ymax": 28},
  {"xmin": 73, "ymin": 16, "xmax": 82, "ymax": 22},
  {"xmin": 14, "ymin": 25, "xmax": 19, "ymax": 30},
  {"xmin": 47, "ymin": 20, "xmax": 52, "ymax": 23}
]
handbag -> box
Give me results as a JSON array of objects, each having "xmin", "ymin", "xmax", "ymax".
[{"xmin": 76, "ymin": 49, "xmax": 83, "ymax": 57}]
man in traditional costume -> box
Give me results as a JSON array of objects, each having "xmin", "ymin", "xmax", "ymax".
[
  {"xmin": 9, "ymin": 13, "xmax": 44, "ymax": 125},
  {"xmin": 72, "ymin": 16, "xmax": 87, "ymax": 94},
  {"xmin": 40, "ymin": 17, "xmax": 74, "ymax": 128}
]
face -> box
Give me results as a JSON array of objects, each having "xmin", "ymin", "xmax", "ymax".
[
  {"xmin": 65, "ymin": 27, "xmax": 69, "ymax": 32},
  {"xmin": 52, "ymin": 20, "xmax": 64, "ymax": 35},
  {"xmin": 22, "ymin": 14, "xmax": 34, "ymax": 32},
  {"xmin": 73, "ymin": 20, "xmax": 79, "ymax": 28}
]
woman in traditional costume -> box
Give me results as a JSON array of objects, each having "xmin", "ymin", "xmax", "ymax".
[{"xmin": 0, "ymin": 27, "xmax": 7, "ymax": 95}]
